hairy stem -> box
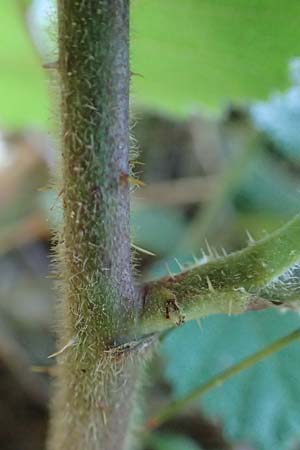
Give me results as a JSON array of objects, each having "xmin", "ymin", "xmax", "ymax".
[
  {"xmin": 47, "ymin": 2, "xmax": 142, "ymax": 450},
  {"xmin": 59, "ymin": 0, "xmax": 135, "ymax": 342},
  {"xmin": 140, "ymin": 214, "xmax": 300, "ymax": 334}
]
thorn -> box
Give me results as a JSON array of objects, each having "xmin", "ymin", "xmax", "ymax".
[
  {"xmin": 50, "ymin": 188, "xmax": 64, "ymax": 211},
  {"xmin": 199, "ymin": 249, "xmax": 209, "ymax": 264},
  {"xmin": 130, "ymin": 71, "xmax": 144, "ymax": 78},
  {"xmin": 206, "ymin": 276, "xmax": 215, "ymax": 292},
  {"xmin": 101, "ymin": 410, "xmax": 107, "ymax": 426},
  {"xmin": 120, "ymin": 172, "xmax": 145, "ymax": 187},
  {"xmin": 246, "ymin": 229, "xmax": 255, "ymax": 243},
  {"xmin": 131, "ymin": 243, "xmax": 155, "ymax": 256},
  {"xmin": 37, "ymin": 185, "xmax": 51, "ymax": 192},
  {"xmin": 131, "ymin": 160, "xmax": 145, "ymax": 166},
  {"xmin": 192, "ymin": 253, "xmax": 199, "ymax": 265},
  {"xmin": 128, "ymin": 175, "xmax": 145, "ymax": 187},
  {"xmin": 48, "ymin": 337, "xmax": 76, "ymax": 359},
  {"xmin": 195, "ymin": 318, "xmax": 203, "ymax": 331},
  {"xmin": 43, "ymin": 60, "xmax": 59, "ymax": 70},
  {"xmin": 31, "ymin": 365, "xmax": 57, "ymax": 376},
  {"xmin": 221, "ymin": 247, "xmax": 228, "ymax": 256},
  {"xmin": 204, "ymin": 239, "xmax": 214, "ymax": 258},
  {"xmin": 228, "ymin": 298, "xmax": 233, "ymax": 316},
  {"xmin": 173, "ymin": 257, "xmax": 184, "ymax": 271},
  {"xmin": 212, "ymin": 248, "xmax": 220, "ymax": 259},
  {"xmin": 165, "ymin": 262, "xmax": 175, "ymax": 279}
]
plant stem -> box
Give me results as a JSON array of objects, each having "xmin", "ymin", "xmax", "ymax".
[
  {"xmin": 47, "ymin": 2, "xmax": 142, "ymax": 450},
  {"xmin": 147, "ymin": 328, "xmax": 300, "ymax": 428},
  {"xmin": 58, "ymin": 0, "xmax": 135, "ymax": 341},
  {"xmin": 140, "ymin": 213, "xmax": 300, "ymax": 334}
]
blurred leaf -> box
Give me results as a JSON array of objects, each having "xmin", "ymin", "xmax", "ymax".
[
  {"xmin": 235, "ymin": 153, "xmax": 300, "ymax": 216},
  {"xmin": 5, "ymin": 0, "xmax": 300, "ymax": 127},
  {"xmin": 252, "ymin": 82, "xmax": 300, "ymax": 163},
  {"xmin": 161, "ymin": 311, "xmax": 300, "ymax": 450},
  {"xmin": 148, "ymin": 433, "xmax": 203, "ymax": 450},
  {"xmin": 0, "ymin": 2, "xmax": 49, "ymax": 128},
  {"xmin": 132, "ymin": 0, "xmax": 300, "ymax": 114},
  {"xmin": 131, "ymin": 206, "xmax": 186, "ymax": 256}
]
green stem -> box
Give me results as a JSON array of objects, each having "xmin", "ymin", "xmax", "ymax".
[
  {"xmin": 47, "ymin": 2, "xmax": 144, "ymax": 450},
  {"xmin": 148, "ymin": 328, "xmax": 300, "ymax": 428},
  {"xmin": 140, "ymin": 213, "xmax": 300, "ymax": 334},
  {"xmin": 58, "ymin": 0, "xmax": 135, "ymax": 344}
]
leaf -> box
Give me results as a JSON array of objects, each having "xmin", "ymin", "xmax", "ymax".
[
  {"xmin": 0, "ymin": 2, "xmax": 49, "ymax": 128},
  {"xmin": 148, "ymin": 432, "xmax": 203, "ymax": 450},
  {"xmin": 4, "ymin": 0, "xmax": 300, "ymax": 127},
  {"xmin": 131, "ymin": 0, "xmax": 300, "ymax": 114},
  {"xmin": 131, "ymin": 206, "xmax": 186, "ymax": 256},
  {"xmin": 161, "ymin": 311, "xmax": 300, "ymax": 450},
  {"xmin": 252, "ymin": 82, "xmax": 300, "ymax": 163}
]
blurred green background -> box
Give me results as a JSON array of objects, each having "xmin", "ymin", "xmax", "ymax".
[{"xmin": 1, "ymin": 2, "xmax": 300, "ymax": 450}]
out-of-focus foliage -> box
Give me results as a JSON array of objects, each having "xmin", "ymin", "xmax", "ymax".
[
  {"xmin": 2, "ymin": 1, "xmax": 300, "ymax": 127},
  {"xmin": 132, "ymin": 207, "xmax": 185, "ymax": 256},
  {"xmin": 162, "ymin": 312, "xmax": 300, "ymax": 450},
  {"xmin": 149, "ymin": 433, "xmax": 203, "ymax": 450},
  {"xmin": 131, "ymin": 0, "xmax": 300, "ymax": 114},
  {"xmin": 252, "ymin": 63, "xmax": 300, "ymax": 163},
  {"xmin": 0, "ymin": 2, "xmax": 49, "ymax": 128}
]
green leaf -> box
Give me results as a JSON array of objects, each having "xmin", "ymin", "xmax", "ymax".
[
  {"xmin": 4, "ymin": 0, "xmax": 300, "ymax": 127},
  {"xmin": 161, "ymin": 311, "xmax": 300, "ymax": 450},
  {"xmin": 148, "ymin": 433, "xmax": 203, "ymax": 450},
  {"xmin": 0, "ymin": 2, "xmax": 49, "ymax": 128},
  {"xmin": 131, "ymin": 206, "xmax": 186, "ymax": 256},
  {"xmin": 131, "ymin": 0, "xmax": 300, "ymax": 114}
]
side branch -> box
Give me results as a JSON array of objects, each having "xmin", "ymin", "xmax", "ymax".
[{"xmin": 140, "ymin": 214, "xmax": 300, "ymax": 334}]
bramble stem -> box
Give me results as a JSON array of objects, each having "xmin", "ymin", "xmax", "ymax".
[
  {"xmin": 47, "ymin": 2, "xmax": 142, "ymax": 450},
  {"xmin": 58, "ymin": 0, "xmax": 135, "ymax": 343}
]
